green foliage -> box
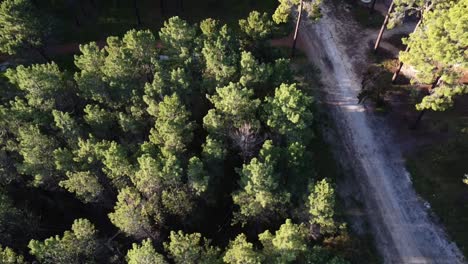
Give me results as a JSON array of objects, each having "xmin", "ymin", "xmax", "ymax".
[
  {"xmin": 121, "ymin": 29, "xmax": 158, "ymax": 77},
  {"xmin": 0, "ymin": 0, "xmax": 50, "ymax": 55},
  {"xmin": 239, "ymin": 51, "xmax": 272, "ymax": 89},
  {"xmin": 29, "ymin": 219, "xmax": 100, "ymax": 264},
  {"xmin": 108, "ymin": 187, "xmax": 154, "ymax": 239},
  {"xmin": 83, "ymin": 104, "xmax": 116, "ymax": 137},
  {"xmin": 308, "ymin": 179, "xmax": 336, "ymax": 234},
  {"xmin": 149, "ymin": 94, "xmax": 194, "ymax": 156},
  {"xmin": 200, "ymin": 18, "xmax": 219, "ymax": 36},
  {"xmin": 75, "ymin": 30, "xmax": 158, "ymax": 108},
  {"xmin": 126, "ymin": 239, "xmax": 167, "ymax": 264},
  {"xmin": 159, "ymin": 16, "xmax": 197, "ymax": 65},
  {"xmin": 400, "ymin": 0, "xmax": 468, "ymax": 111},
  {"xmin": 161, "ymin": 186, "xmax": 194, "ymax": 218},
  {"xmin": 264, "ymin": 83, "xmax": 314, "ymax": 141},
  {"xmin": 145, "ymin": 66, "xmax": 193, "ymax": 102},
  {"xmin": 52, "ymin": 110, "xmax": 81, "ymax": 145},
  {"xmin": 259, "ymin": 219, "xmax": 309, "ymax": 263},
  {"xmin": 240, "ymin": 11, "xmax": 274, "ymax": 41},
  {"xmin": 188, "ymin": 157, "xmax": 209, "ymax": 195},
  {"xmin": 388, "ymin": 0, "xmax": 451, "ymax": 29},
  {"xmin": 164, "ymin": 230, "xmax": 222, "ymax": 264},
  {"xmin": 73, "ymin": 42, "xmax": 107, "ymax": 103},
  {"xmin": 59, "ymin": 171, "xmax": 104, "ymax": 203},
  {"xmin": 205, "ymin": 82, "xmax": 260, "ymax": 134},
  {"xmin": 16, "ymin": 125, "xmax": 58, "ymax": 187},
  {"xmin": 232, "ymin": 140, "xmax": 290, "ymax": 224},
  {"xmin": 132, "ymin": 154, "xmax": 163, "ymax": 197},
  {"xmin": 0, "ymin": 13, "xmax": 344, "ymax": 264},
  {"xmin": 271, "ymin": 59, "xmax": 294, "ymax": 87},
  {"xmin": 202, "ymin": 136, "xmax": 227, "ymax": 163},
  {"xmin": 273, "ymin": 0, "xmax": 322, "ymax": 24},
  {"xmin": 6, "ymin": 63, "xmax": 70, "ymax": 111},
  {"xmin": 201, "ymin": 24, "xmax": 240, "ymax": 86},
  {"xmin": 0, "ymin": 245, "xmax": 25, "ymax": 264},
  {"xmin": 100, "ymin": 142, "xmax": 133, "ymax": 188},
  {"xmin": 223, "ymin": 234, "xmax": 264, "ymax": 264}
]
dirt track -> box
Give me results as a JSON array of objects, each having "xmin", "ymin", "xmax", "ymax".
[{"xmin": 300, "ymin": 3, "xmax": 465, "ymax": 264}]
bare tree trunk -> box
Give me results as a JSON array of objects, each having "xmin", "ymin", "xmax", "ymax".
[
  {"xmin": 369, "ymin": 0, "xmax": 377, "ymax": 14},
  {"xmin": 410, "ymin": 76, "xmax": 441, "ymax": 129},
  {"xmin": 291, "ymin": 0, "xmax": 304, "ymax": 58},
  {"xmin": 392, "ymin": 18, "xmax": 422, "ymax": 83},
  {"xmin": 374, "ymin": 1, "xmax": 394, "ymax": 52},
  {"xmin": 133, "ymin": 0, "xmax": 142, "ymax": 26}
]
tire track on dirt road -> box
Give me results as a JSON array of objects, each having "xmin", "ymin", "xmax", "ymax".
[{"xmin": 299, "ymin": 3, "xmax": 465, "ymax": 263}]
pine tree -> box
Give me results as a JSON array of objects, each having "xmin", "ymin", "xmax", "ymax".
[
  {"xmin": 29, "ymin": 219, "xmax": 101, "ymax": 264},
  {"xmin": 187, "ymin": 156, "xmax": 209, "ymax": 195},
  {"xmin": 232, "ymin": 140, "xmax": 290, "ymax": 224},
  {"xmin": 159, "ymin": 16, "xmax": 197, "ymax": 65},
  {"xmin": 239, "ymin": 11, "xmax": 274, "ymax": 51},
  {"xmin": 0, "ymin": 0, "xmax": 51, "ymax": 58},
  {"xmin": 264, "ymin": 83, "xmax": 314, "ymax": 141},
  {"xmin": 6, "ymin": 63, "xmax": 71, "ymax": 111},
  {"xmin": 108, "ymin": 187, "xmax": 154, "ymax": 239},
  {"xmin": 399, "ymin": 0, "xmax": 468, "ymax": 111},
  {"xmin": 149, "ymin": 94, "xmax": 194, "ymax": 157},
  {"xmin": 164, "ymin": 231, "xmax": 222, "ymax": 264},
  {"xmin": 259, "ymin": 219, "xmax": 309, "ymax": 263},
  {"xmin": 239, "ymin": 51, "xmax": 271, "ymax": 90},
  {"xmin": 126, "ymin": 239, "xmax": 167, "ymax": 264},
  {"xmin": 223, "ymin": 234, "xmax": 264, "ymax": 264},
  {"xmin": 0, "ymin": 245, "xmax": 25, "ymax": 264},
  {"xmin": 16, "ymin": 125, "xmax": 58, "ymax": 187},
  {"xmin": 59, "ymin": 171, "xmax": 104, "ymax": 203},
  {"xmin": 308, "ymin": 178, "xmax": 337, "ymax": 234},
  {"xmin": 273, "ymin": 0, "xmax": 322, "ymax": 56},
  {"xmin": 205, "ymin": 82, "xmax": 260, "ymax": 135},
  {"xmin": 201, "ymin": 24, "xmax": 240, "ymax": 86}
]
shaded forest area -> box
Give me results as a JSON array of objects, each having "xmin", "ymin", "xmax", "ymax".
[{"xmin": 0, "ymin": 0, "xmax": 376, "ymax": 263}]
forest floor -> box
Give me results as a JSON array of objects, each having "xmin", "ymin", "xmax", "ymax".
[{"xmin": 295, "ymin": 1, "xmax": 466, "ymax": 263}]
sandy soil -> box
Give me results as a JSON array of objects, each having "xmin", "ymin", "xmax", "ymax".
[{"xmin": 298, "ymin": 2, "xmax": 466, "ymax": 264}]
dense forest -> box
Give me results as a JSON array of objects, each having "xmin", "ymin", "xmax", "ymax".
[
  {"xmin": 0, "ymin": 0, "xmax": 360, "ymax": 263},
  {"xmin": 1, "ymin": 0, "xmax": 467, "ymax": 262}
]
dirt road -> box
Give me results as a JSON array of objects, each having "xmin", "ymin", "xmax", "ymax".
[{"xmin": 299, "ymin": 3, "xmax": 465, "ymax": 264}]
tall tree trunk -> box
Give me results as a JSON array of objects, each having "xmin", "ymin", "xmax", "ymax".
[
  {"xmin": 374, "ymin": 1, "xmax": 394, "ymax": 52},
  {"xmin": 369, "ymin": 0, "xmax": 377, "ymax": 14},
  {"xmin": 392, "ymin": 18, "xmax": 422, "ymax": 83},
  {"xmin": 410, "ymin": 76, "xmax": 441, "ymax": 129},
  {"xmin": 291, "ymin": 0, "xmax": 304, "ymax": 58},
  {"xmin": 133, "ymin": 0, "xmax": 142, "ymax": 26},
  {"xmin": 410, "ymin": 109, "xmax": 426, "ymax": 130}
]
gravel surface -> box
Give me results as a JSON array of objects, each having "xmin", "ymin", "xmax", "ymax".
[{"xmin": 299, "ymin": 3, "xmax": 466, "ymax": 263}]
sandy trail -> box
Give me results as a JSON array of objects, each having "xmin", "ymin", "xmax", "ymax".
[{"xmin": 300, "ymin": 3, "xmax": 465, "ymax": 264}]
